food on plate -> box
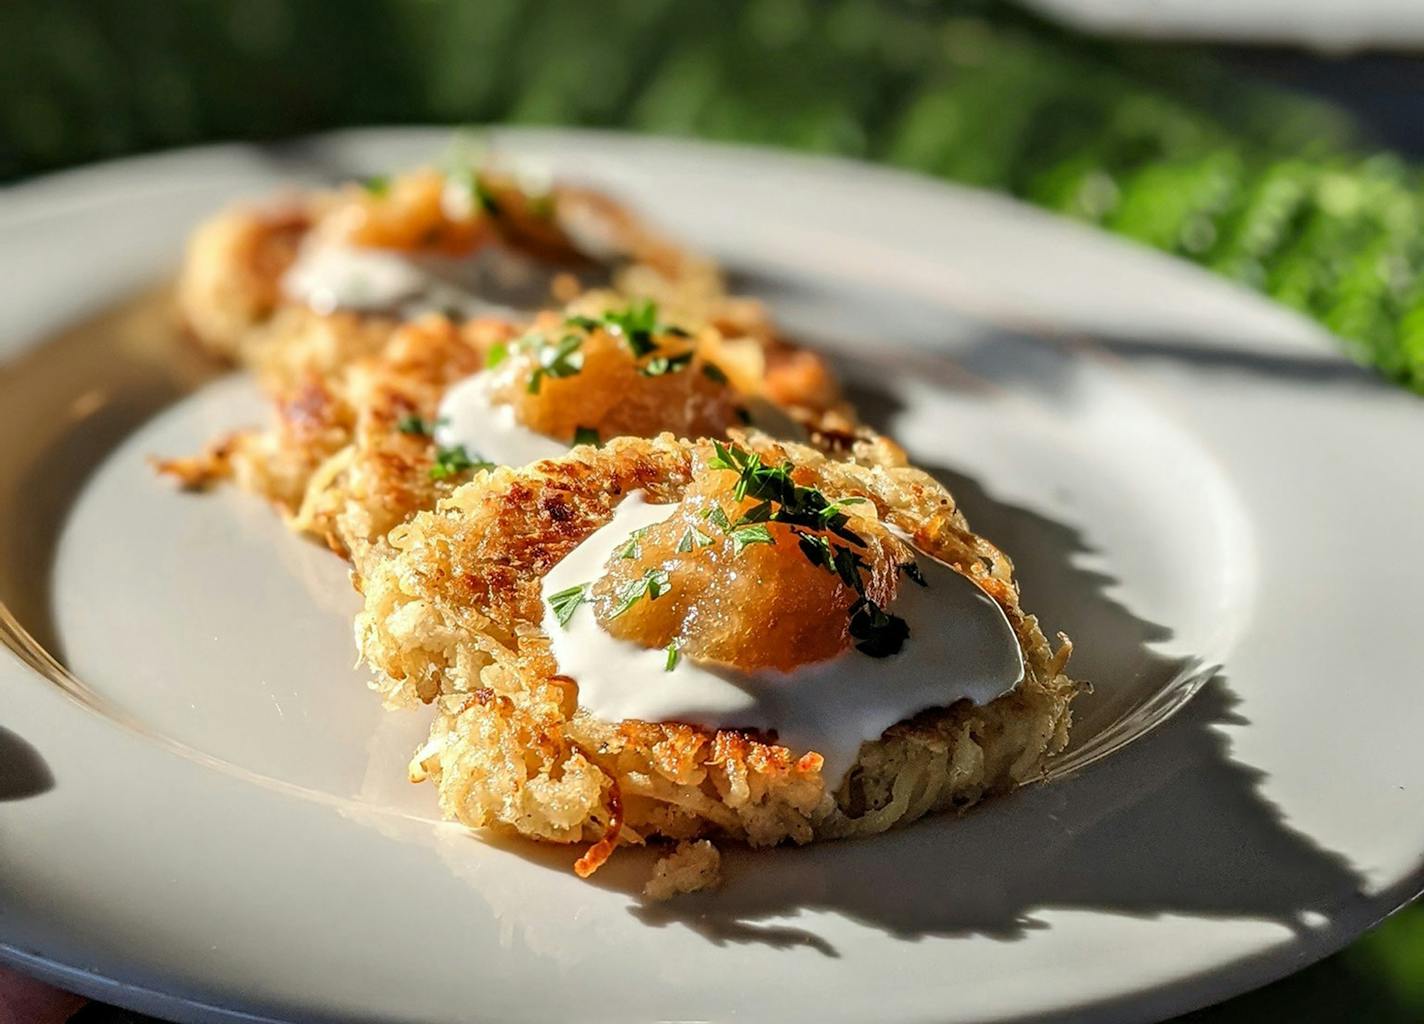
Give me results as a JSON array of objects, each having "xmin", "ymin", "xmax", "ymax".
[
  {"xmin": 176, "ymin": 159, "xmax": 672, "ymax": 373},
  {"xmin": 643, "ymin": 840, "xmax": 722, "ymax": 900},
  {"xmin": 160, "ymin": 151, "xmax": 849, "ymax": 558},
  {"xmin": 357, "ymin": 434, "xmax": 1078, "ymax": 884},
  {"xmin": 174, "ymin": 153, "xmax": 835, "ymax": 409},
  {"xmin": 159, "ymin": 149, "xmax": 1080, "ymax": 893},
  {"xmin": 159, "ymin": 291, "xmax": 848, "ymax": 560}
]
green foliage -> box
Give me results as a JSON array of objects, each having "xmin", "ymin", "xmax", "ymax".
[
  {"xmin": 1178, "ymin": 905, "xmax": 1424, "ymax": 1023},
  {"xmin": 5, "ymin": 0, "xmax": 1421, "ymax": 391}
]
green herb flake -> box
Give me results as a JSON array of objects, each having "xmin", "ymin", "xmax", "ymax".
[
  {"xmin": 609, "ymin": 567, "xmax": 671, "ymax": 619},
  {"xmin": 485, "ymin": 340, "xmax": 509, "ymax": 369},
  {"xmin": 563, "ymin": 300, "xmax": 691, "ymax": 362},
  {"xmin": 615, "ymin": 527, "xmax": 647, "ymax": 561},
  {"xmin": 796, "ymin": 531, "xmax": 833, "ymax": 572},
  {"xmin": 676, "ymin": 526, "xmax": 714, "ymax": 553},
  {"xmin": 703, "ymin": 505, "xmax": 733, "ymax": 533},
  {"xmin": 735, "ymin": 501, "xmax": 774, "ymax": 526},
  {"xmin": 361, "ymin": 175, "xmax": 391, "ymax": 196},
  {"xmin": 429, "ymin": 444, "xmax": 494, "ymax": 480},
  {"xmin": 639, "ymin": 351, "xmax": 695, "ymax": 377},
  {"xmin": 732, "ymin": 523, "xmax": 774, "ymax": 554},
  {"xmin": 848, "ymin": 598, "xmax": 910, "ymax": 658},
  {"xmin": 473, "ymin": 176, "xmax": 503, "ymax": 217},
  {"xmin": 901, "ymin": 561, "xmax": 928, "ymax": 587},
  {"xmin": 396, "ymin": 413, "xmax": 433, "ymax": 437},
  {"xmin": 664, "ymin": 641, "xmax": 680, "ymax": 672},
  {"xmin": 527, "ymin": 333, "xmax": 585, "ymax": 394},
  {"xmin": 832, "ymin": 545, "xmax": 867, "ymax": 589},
  {"xmin": 571, "ymin": 426, "xmax": 601, "ymax": 448},
  {"xmin": 704, "ymin": 441, "xmax": 911, "ymax": 660},
  {"xmin": 549, "ymin": 584, "xmax": 588, "ymax": 628},
  {"xmin": 708, "ymin": 440, "xmax": 740, "ymax": 472}
]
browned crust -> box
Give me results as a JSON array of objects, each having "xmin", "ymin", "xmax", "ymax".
[{"xmin": 362, "ymin": 434, "xmax": 1079, "ymax": 873}]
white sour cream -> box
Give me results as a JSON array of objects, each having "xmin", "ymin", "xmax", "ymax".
[
  {"xmin": 432, "ymin": 375, "xmax": 807, "ymax": 471},
  {"xmin": 282, "ymin": 242, "xmax": 557, "ymax": 320},
  {"xmin": 434, "ymin": 370, "xmax": 567, "ymax": 468},
  {"xmin": 541, "ymin": 491, "xmax": 1025, "ymax": 785}
]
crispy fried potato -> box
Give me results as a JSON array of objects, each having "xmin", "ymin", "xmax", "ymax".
[
  {"xmin": 176, "ymin": 166, "xmax": 777, "ymax": 381},
  {"xmin": 359, "ymin": 434, "xmax": 1078, "ymax": 880},
  {"xmin": 165, "ymin": 165, "xmax": 853, "ymax": 560},
  {"xmin": 290, "ymin": 315, "xmax": 513, "ymax": 557},
  {"xmin": 176, "ymin": 200, "xmax": 315, "ymax": 362},
  {"xmin": 164, "ymin": 283, "xmax": 849, "ymax": 562},
  {"xmin": 163, "ymin": 159, "xmax": 1080, "ymax": 896}
]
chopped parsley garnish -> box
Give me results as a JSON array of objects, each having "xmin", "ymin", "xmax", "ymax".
[
  {"xmin": 444, "ymin": 165, "xmax": 502, "ymax": 218},
  {"xmin": 796, "ymin": 531, "xmax": 832, "ymax": 571},
  {"xmin": 676, "ymin": 525, "xmax": 714, "ymax": 553},
  {"xmin": 608, "ymin": 567, "xmax": 671, "ymax": 619},
  {"xmin": 496, "ymin": 329, "xmax": 549, "ymax": 369},
  {"xmin": 704, "ymin": 500, "xmax": 776, "ymax": 552},
  {"xmin": 706, "ymin": 441, "xmax": 909, "ymax": 658},
  {"xmin": 791, "ymin": 531, "xmax": 867, "ymax": 588},
  {"xmin": 640, "ymin": 351, "xmax": 695, "ymax": 377},
  {"xmin": 849, "ymin": 597, "xmax": 911, "ymax": 658},
  {"xmin": 664, "ymin": 641, "xmax": 680, "ymax": 671},
  {"xmin": 831, "ymin": 546, "xmax": 869, "ymax": 589},
  {"xmin": 735, "ymin": 501, "xmax": 774, "ymax": 525},
  {"xmin": 527, "ymin": 333, "xmax": 585, "ymax": 394},
  {"xmin": 701, "ymin": 362, "xmax": 729, "ymax": 384},
  {"xmin": 396, "ymin": 413, "xmax": 434, "ymax": 437},
  {"xmin": 615, "ymin": 527, "xmax": 647, "ymax": 560},
  {"xmin": 549, "ymin": 584, "xmax": 588, "ymax": 628},
  {"xmin": 703, "ymin": 505, "xmax": 733, "ymax": 532},
  {"xmin": 361, "ymin": 175, "xmax": 391, "ymax": 196},
  {"xmin": 564, "ymin": 300, "xmax": 692, "ymax": 365},
  {"xmin": 429, "ymin": 444, "xmax": 494, "ymax": 480},
  {"xmin": 473, "ymin": 176, "xmax": 503, "ymax": 216},
  {"xmin": 708, "ymin": 441, "xmax": 865, "ymax": 544},
  {"xmin": 731, "ymin": 523, "xmax": 774, "ymax": 554},
  {"xmin": 571, "ymin": 426, "xmax": 601, "ymax": 448}
]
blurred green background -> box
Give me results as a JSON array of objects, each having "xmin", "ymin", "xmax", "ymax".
[
  {"xmin": 8, "ymin": 0, "xmax": 1424, "ymax": 391},
  {"xmin": 4, "ymin": 1, "xmax": 1422, "ymax": 1021}
]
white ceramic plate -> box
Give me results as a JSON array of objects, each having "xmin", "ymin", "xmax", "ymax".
[{"xmin": 2, "ymin": 129, "xmax": 1422, "ymax": 1024}]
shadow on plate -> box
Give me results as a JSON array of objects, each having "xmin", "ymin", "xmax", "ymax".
[
  {"xmin": 0, "ymin": 726, "xmax": 54, "ymax": 802},
  {"xmin": 394, "ymin": 352, "xmax": 1367, "ymax": 960},
  {"xmin": 615, "ymin": 674, "xmax": 1362, "ymax": 957},
  {"xmin": 590, "ymin": 452, "xmax": 1364, "ymax": 957}
]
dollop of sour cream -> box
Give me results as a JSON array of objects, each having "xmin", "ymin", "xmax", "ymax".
[
  {"xmin": 541, "ymin": 491, "xmax": 1025, "ymax": 785},
  {"xmin": 434, "ymin": 370, "xmax": 567, "ymax": 468},
  {"xmin": 432, "ymin": 374, "xmax": 808, "ymax": 471},
  {"xmin": 285, "ymin": 241, "xmax": 811, "ymax": 466},
  {"xmin": 282, "ymin": 242, "xmax": 553, "ymax": 320}
]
